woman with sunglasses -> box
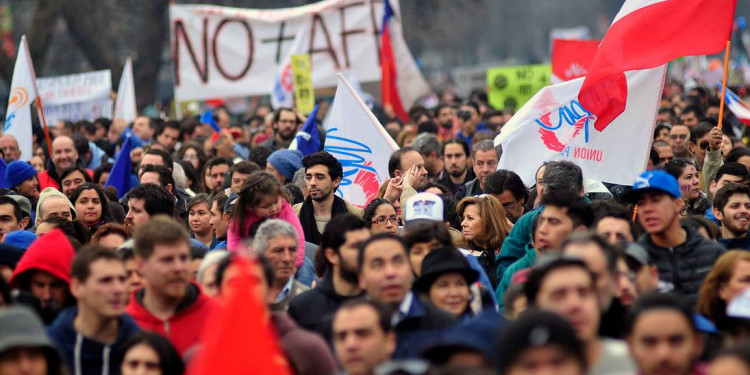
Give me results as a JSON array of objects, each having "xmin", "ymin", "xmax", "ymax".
[{"xmin": 363, "ymin": 198, "xmax": 399, "ymax": 235}]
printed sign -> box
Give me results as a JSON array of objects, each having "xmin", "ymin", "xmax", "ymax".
[
  {"xmin": 37, "ymin": 70, "xmax": 112, "ymax": 124},
  {"xmin": 290, "ymin": 54, "xmax": 315, "ymax": 115},
  {"xmin": 487, "ymin": 64, "xmax": 550, "ymax": 111}
]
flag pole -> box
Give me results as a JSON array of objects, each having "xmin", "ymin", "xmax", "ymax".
[
  {"xmin": 718, "ymin": 40, "xmax": 731, "ymax": 130},
  {"xmin": 36, "ymin": 97, "xmax": 53, "ymax": 156},
  {"xmin": 632, "ymin": 205, "xmax": 638, "ymax": 223}
]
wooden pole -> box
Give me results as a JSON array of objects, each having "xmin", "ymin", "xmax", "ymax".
[{"xmin": 718, "ymin": 41, "xmax": 731, "ymax": 130}]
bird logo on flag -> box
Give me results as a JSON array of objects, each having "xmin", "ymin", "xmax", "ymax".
[
  {"xmin": 535, "ymin": 100, "xmax": 596, "ymax": 153},
  {"xmin": 7, "ymin": 87, "xmax": 28, "ymax": 111}
]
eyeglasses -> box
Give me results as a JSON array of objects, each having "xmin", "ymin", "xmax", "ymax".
[
  {"xmin": 670, "ymin": 134, "xmax": 688, "ymax": 140},
  {"xmin": 372, "ymin": 216, "xmax": 398, "ymax": 225},
  {"xmin": 659, "ymin": 156, "xmax": 674, "ymax": 163}
]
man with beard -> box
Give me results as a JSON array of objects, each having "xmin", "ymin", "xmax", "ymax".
[
  {"xmin": 626, "ymin": 293, "xmax": 704, "ymax": 375},
  {"xmin": 438, "ymin": 138, "xmax": 475, "ymax": 194},
  {"xmin": 125, "ymin": 217, "xmax": 216, "ymax": 355},
  {"xmin": 434, "ymin": 103, "xmax": 457, "ymax": 142},
  {"xmin": 259, "ymin": 107, "xmax": 301, "ymax": 151},
  {"xmin": 455, "ymin": 140, "xmax": 500, "ymax": 201},
  {"xmin": 288, "ymin": 214, "xmax": 370, "ymax": 337},
  {"xmin": 294, "ymin": 151, "xmax": 363, "ymax": 245},
  {"xmin": 714, "ymin": 183, "xmax": 750, "ymax": 250}
]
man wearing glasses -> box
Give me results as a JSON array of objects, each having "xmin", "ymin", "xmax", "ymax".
[{"xmin": 259, "ymin": 107, "xmax": 301, "ymax": 151}]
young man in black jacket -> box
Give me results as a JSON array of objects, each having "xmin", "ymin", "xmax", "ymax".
[
  {"xmin": 627, "ymin": 170, "xmax": 725, "ymax": 306},
  {"xmin": 288, "ymin": 214, "xmax": 370, "ymax": 337}
]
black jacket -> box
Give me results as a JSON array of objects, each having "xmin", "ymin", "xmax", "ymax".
[
  {"xmin": 287, "ymin": 271, "xmax": 365, "ymax": 339},
  {"xmin": 638, "ymin": 225, "xmax": 725, "ymax": 306},
  {"xmin": 438, "ymin": 169, "xmax": 476, "ymax": 195},
  {"xmin": 454, "ymin": 178, "xmax": 483, "ymax": 202}
]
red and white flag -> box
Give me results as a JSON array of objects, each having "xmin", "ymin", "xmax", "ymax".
[
  {"xmin": 380, "ymin": 0, "xmax": 428, "ymax": 123},
  {"xmin": 4, "ymin": 35, "xmax": 40, "ymax": 161},
  {"xmin": 551, "ymin": 39, "xmax": 599, "ymax": 83},
  {"xmin": 724, "ymin": 87, "xmax": 750, "ymax": 126},
  {"xmin": 579, "ymin": 0, "xmax": 736, "ymax": 130},
  {"xmin": 495, "ymin": 66, "xmax": 666, "ymax": 187}
]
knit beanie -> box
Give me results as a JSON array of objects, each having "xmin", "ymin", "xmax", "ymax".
[
  {"xmin": 4, "ymin": 161, "xmax": 37, "ymax": 189},
  {"xmin": 35, "ymin": 187, "xmax": 77, "ymax": 222},
  {"xmin": 267, "ymin": 149, "xmax": 303, "ymax": 181}
]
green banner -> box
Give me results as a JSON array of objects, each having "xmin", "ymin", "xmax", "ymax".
[{"xmin": 487, "ymin": 64, "xmax": 551, "ymax": 111}]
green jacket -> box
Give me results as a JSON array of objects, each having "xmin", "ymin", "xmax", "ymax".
[
  {"xmin": 496, "ymin": 206, "xmax": 541, "ymax": 280},
  {"xmin": 496, "ymin": 244, "xmax": 537, "ymax": 311}
]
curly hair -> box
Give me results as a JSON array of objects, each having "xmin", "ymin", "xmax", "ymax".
[{"xmin": 230, "ymin": 171, "xmax": 284, "ymax": 237}]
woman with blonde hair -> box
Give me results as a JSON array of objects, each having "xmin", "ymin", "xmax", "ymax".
[
  {"xmin": 456, "ymin": 194, "xmax": 512, "ymax": 288},
  {"xmin": 697, "ymin": 250, "xmax": 750, "ymax": 330}
]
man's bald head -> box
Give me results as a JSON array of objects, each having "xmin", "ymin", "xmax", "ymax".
[
  {"xmin": 0, "ymin": 135, "xmax": 20, "ymax": 161},
  {"xmin": 51, "ymin": 136, "xmax": 78, "ymax": 173}
]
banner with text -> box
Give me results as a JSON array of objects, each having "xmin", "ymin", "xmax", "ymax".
[
  {"xmin": 37, "ymin": 70, "xmax": 112, "ymax": 124},
  {"xmin": 487, "ymin": 64, "xmax": 550, "ymax": 112},
  {"xmin": 170, "ymin": 0, "xmax": 429, "ymax": 105}
]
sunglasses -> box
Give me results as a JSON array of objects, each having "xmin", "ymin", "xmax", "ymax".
[{"xmin": 698, "ymin": 142, "xmax": 710, "ymax": 150}]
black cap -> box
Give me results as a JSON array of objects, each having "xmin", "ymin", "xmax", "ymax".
[{"xmin": 413, "ymin": 247, "xmax": 479, "ymax": 293}]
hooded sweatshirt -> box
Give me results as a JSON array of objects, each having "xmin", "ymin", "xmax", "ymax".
[
  {"xmin": 10, "ymin": 229, "xmax": 75, "ymax": 324},
  {"xmin": 47, "ymin": 307, "xmax": 141, "ymax": 375},
  {"xmin": 125, "ymin": 283, "xmax": 216, "ymax": 355},
  {"xmin": 226, "ymin": 198, "xmax": 305, "ymax": 268}
]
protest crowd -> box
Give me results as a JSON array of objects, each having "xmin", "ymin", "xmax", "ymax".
[{"xmin": 1, "ymin": 1, "xmax": 750, "ymax": 375}]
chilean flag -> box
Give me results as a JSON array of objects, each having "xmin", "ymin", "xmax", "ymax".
[
  {"xmin": 579, "ymin": 0, "xmax": 736, "ymax": 131},
  {"xmin": 380, "ymin": 0, "xmax": 409, "ymax": 123},
  {"xmin": 724, "ymin": 86, "xmax": 750, "ymax": 126}
]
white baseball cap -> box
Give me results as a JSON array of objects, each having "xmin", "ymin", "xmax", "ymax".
[{"xmin": 404, "ymin": 192, "xmax": 444, "ymax": 229}]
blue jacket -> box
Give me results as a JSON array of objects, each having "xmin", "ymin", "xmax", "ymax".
[
  {"xmin": 47, "ymin": 307, "xmax": 141, "ymax": 375},
  {"xmin": 87, "ymin": 142, "xmax": 113, "ymax": 170},
  {"xmin": 393, "ymin": 293, "xmax": 457, "ymax": 359},
  {"xmin": 719, "ymin": 236, "xmax": 750, "ymax": 251}
]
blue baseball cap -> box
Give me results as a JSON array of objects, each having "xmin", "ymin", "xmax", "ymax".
[{"xmin": 624, "ymin": 170, "xmax": 681, "ymax": 203}]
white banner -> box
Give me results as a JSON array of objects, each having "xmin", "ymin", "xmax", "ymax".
[
  {"xmin": 325, "ymin": 73, "xmax": 398, "ymax": 208},
  {"xmin": 170, "ymin": 0, "xmax": 429, "ymax": 106},
  {"xmin": 495, "ymin": 66, "xmax": 666, "ymax": 187},
  {"xmin": 37, "ymin": 70, "xmax": 112, "ymax": 124}
]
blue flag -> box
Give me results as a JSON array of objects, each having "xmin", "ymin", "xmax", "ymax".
[
  {"xmin": 104, "ymin": 137, "xmax": 133, "ymax": 199},
  {"xmin": 0, "ymin": 158, "xmax": 7, "ymax": 189},
  {"xmin": 295, "ymin": 104, "xmax": 321, "ymax": 156},
  {"xmin": 201, "ymin": 110, "xmax": 222, "ymax": 133}
]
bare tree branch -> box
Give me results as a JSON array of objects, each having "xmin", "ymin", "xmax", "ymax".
[
  {"xmin": 133, "ymin": 0, "xmax": 169, "ymax": 109},
  {"xmin": 60, "ymin": 0, "xmax": 121, "ymax": 78}
]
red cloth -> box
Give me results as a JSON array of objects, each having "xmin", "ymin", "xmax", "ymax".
[
  {"xmin": 9, "ymin": 229, "xmax": 74, "ymax": 288},
  {"xmin": 380, "ymin": 0, "xmax": 409, "ymax": 123},
  {"xmin": 125, "ymin": 284, "xmax": 217, "ymax": 356},
  {"xmin": 578, "ymin": 0, "xmax": 736, "ymax": 130},
  {"xmin": 188, "ymin": 257, "xmax": 292, "ymax": 375},
  {"xmin": 38, "ymin": 168, "xmax": 94, "ymax": 191}
]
